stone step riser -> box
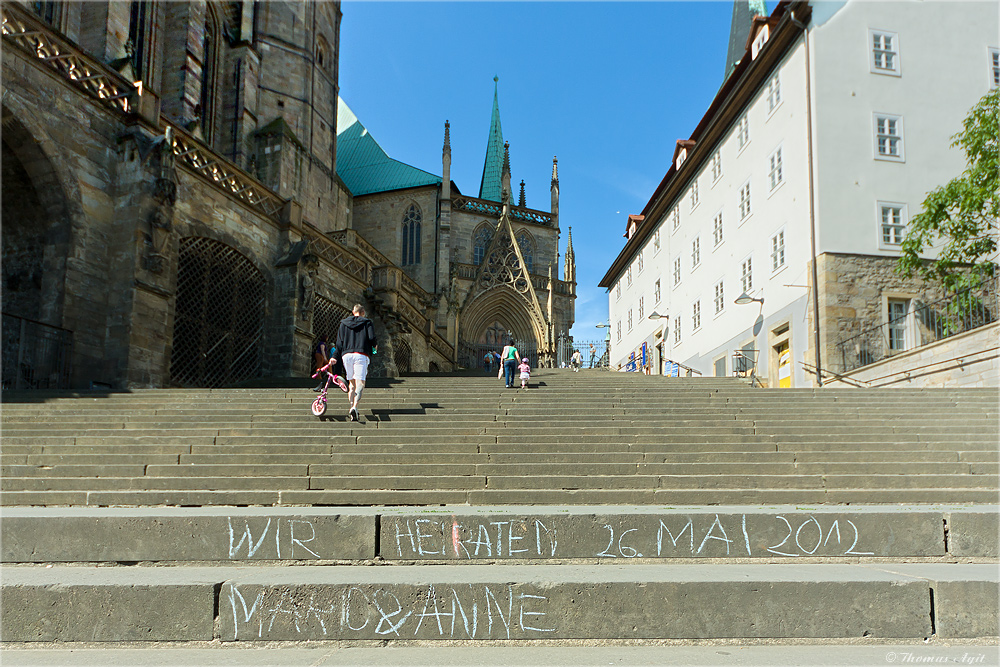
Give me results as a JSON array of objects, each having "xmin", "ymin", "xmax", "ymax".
[
  {"xmin": 4, "ymin": 507, "xmax": 995, "ymax": 562},
  {"xmin": 3, "ymin": 462, "xmax": 983, "ymax": 479},
  {"xmin": 2, "ymin": 563, "xmax": 996, "ymax": 641}
]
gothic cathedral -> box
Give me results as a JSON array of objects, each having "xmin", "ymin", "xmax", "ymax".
[{"xmin": 1, "ymin": 1, "xmax": 575, "ymax": 389}]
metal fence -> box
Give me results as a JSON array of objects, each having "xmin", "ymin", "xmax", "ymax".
[
  {"xmin": 570, "ymin": 339, "xmax": 610, "ymax": 368},
  {"xmin": 835, "ymin": 278, "xmax": 997, "ymax": 373},
  {"xmin": 2, "ymin": 313, "xmax": 73, "ymax": 390}
]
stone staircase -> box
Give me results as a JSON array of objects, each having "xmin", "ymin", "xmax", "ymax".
[{"xmin": 2, "ymin": 370, "xmax": 998, "ymax": 650}]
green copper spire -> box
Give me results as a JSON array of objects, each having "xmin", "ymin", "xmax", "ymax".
[
  {"xmin": 725, "ymin": 0, "xmax": 768, "ymax": 79},
  {"xmin": 478, "ymin": 76, "xmax": 505, "ymax": 202}
]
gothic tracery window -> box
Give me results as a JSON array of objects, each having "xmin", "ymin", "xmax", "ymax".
[
  {"xmin": 198, "ymin": 5, "xmax": 222, "ymax": 144},
  {"xmin": 473, "ymin": 224, "xmax": 494, "ymax": 266},
  {"xmin": 516, "ymin": 230, "xmax": 534, "ymax": 273},
  {"xmin": 401, "ymin": 204, "xmax": 421, "ymax": 266}
]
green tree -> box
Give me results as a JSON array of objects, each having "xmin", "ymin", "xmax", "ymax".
[{"xmin": 898, "ymin": 87, "xmax": 998, "ymax": 291}]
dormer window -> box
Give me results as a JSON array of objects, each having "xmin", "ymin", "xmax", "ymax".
[
  {"xmin": 751, "ymin": 25, "xmax": 770, "ymax": 60},
  {"xmin": 675, "ymin": 148, "xmax": 688, "ymax": 170}
]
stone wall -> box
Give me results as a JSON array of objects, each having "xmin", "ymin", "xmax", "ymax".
[
  {"xmin": 825, "ymin": 322, "xmax": 999, "ymax": 388},
  {"xmin": 806, "ymin": 252, "xmax": 987, "ymax": 380},
  {"xmin": 351, "ymin": 188, "xmax": 440, "ymax": 293}
]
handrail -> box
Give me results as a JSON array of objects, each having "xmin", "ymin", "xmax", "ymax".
[
  {"xmin": 835, "ymin": 277, "xmax": 997, "ymax": 373},
  {"xmin": 2, "ymin": 4, "xmax": 133, "ymax": 115},
  {"xmin": 663, "ymin": 358, "xmax": 702, "ymax": 376}
]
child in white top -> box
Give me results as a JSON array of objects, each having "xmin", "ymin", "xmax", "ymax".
[{"xmin": 518, "ymin": 357, "xmax": 531, "ymax": 389}]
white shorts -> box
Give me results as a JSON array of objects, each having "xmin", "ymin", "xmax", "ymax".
[{"xmin": 342, "ymin": 353, "xmax": 370, "ymax": 382}]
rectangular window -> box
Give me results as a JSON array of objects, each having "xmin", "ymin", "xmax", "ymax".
[
  {"xmin": 874, "ymin": 114, "xmax": 904, "ymax": 160},
  {"xmin": 711, "ymin": 150, "xmax": 722, "ymax": 181},
  {"xmin": 771, "ymin": 229, "xmax": 785, "ymax": 271},
  {"xmin": 674, "ymin": 315, "xmax": 681, "ymax": 343},
  {"xmin": 637, "ymin": 252, "xmax": 644, "ymax": 274},
  {"xmin": 672, "ymin": 207, "xmax": 680, "ymax": 231},
  {"xmin": 638, "ymin": 296, "xmax": 644, "ymax": 320},
  {"xmin": 992, "ymin": 48, "xmax": 1000, "ymax": 88},
  {"xmin": 879, "ymin": 202, "xmax": 907, "ymax": 247},
  {"xmin": 737, "ymin": 114, "xmax": 749, "ymax": 149},
  {"xmin": 653, "ymin": 229, "xmax": 661, "ymax": 253},
  {"xmin": 739, "ymin": 181, "xmax": 752, "ymax": 220},
  {"xmin": 692, "ymin": 301, "xmax": 701, "ymax": 331},
  {"xmin": 769, "ymin": 148, "xmax": 783, "ymax": 190},
  {"xmin": 713, "ymin": 211, "xmax": 724, "ymax": 247},
  {"xmin": 654, "ymin": 279, "xmax": 661, "ymax": 304},
  {"xmin": 673, "ymin": 257, "xmax": 681, "ymax": 286},
  {"xmin": 887, "ymin": 299, "xmax": 908, "ymax": 351},
  {"xmin": 626, "ymin": 266, "xmax": 632, "ymax": 287},
  {"xmin": 691, "ymin": 237, "xmax": 700, "ymax": 268},
  {"xmin": 714, "ymin": 280, "xmax": 725, "ymax": 314},
  {"xmin": 617, "ymin": 321, "xmax": 621, "ymax": 341},
  {"xmin": 616, "ymin": 282, "xmax": 621, "ymax": 301},
  {"xmin": 690, "ymin": 180, "xmax": 699, "ymax": 210},
  {"xmin": 766, "ymin": 73, "xmax": 781, "ymax": 113},
  {"xmin": 628, "ymin": 309, "xmax": 633, "ymax": 332},
  {"xmin": 741, "ymin": 256, "xmax": 753, "ymax": 294},
  {"xmin": 870, "ymin": 30, "xmax": 900, "ymax": 75}
]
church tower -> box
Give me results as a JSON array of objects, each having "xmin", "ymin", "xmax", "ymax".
[
  {"xmin": 479, "ymin": 77, "xmax": 505, "ymax": 202},
  {"xmin": 564, "ymin": 227, "xmax": 576, "ymax": 285}
]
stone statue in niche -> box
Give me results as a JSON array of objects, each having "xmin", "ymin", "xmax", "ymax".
[
  {"xmin": 300, "ymin": 266, "xmax": 316, "ymax": 319},
  {"xmin": 144, "ymin": 127, "xmax": 179, "ymax": 273}
]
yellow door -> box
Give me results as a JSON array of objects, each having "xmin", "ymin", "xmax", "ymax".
[{"xmin": 777, "ymin": 343, "xmax": 792, "ymax": 388}]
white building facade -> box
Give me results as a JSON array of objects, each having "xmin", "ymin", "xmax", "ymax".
[{"xmin": 601, "ymin": 0, "xmax": 998, "ymax": 386}]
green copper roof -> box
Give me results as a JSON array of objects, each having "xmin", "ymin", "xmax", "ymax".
[
  {"xmin": 478, "ymin": 78, "xmax": 505, "ymax": 202},
  {"xmin": 335, "ymin": 98, "xmax": 441, "ymax": 196}
]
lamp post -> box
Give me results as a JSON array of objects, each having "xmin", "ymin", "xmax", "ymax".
[
  {"xmin": 647, "ymin": 311, "xmax": 668, "ymax": 375},
  {"xmin": 595, "ymin": 322, "xmax": 611, "ymax": 368},
  {"xmin": 733, "ymin": 292, "xmax": 765, "ymax": 384}
]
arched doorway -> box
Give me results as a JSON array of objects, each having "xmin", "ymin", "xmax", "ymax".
[
  {"xmin": 1, "ymin": 109, "xmax": 74, "ymax": 389},
  {"xmin": 1, "ymin": 109, "xmax": 71, "ymax": 326},
  {"xmin": 170, "ymin": 237, "xmax": 266, "ymax": 387}
]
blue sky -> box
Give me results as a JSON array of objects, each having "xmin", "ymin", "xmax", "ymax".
[{"xmin": 340, "ymin": 1, "xmax": 737, "ymax": 341}]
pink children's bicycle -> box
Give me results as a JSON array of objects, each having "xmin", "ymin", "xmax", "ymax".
[{"xmin": 310, "ymin": 368, "xmax": 348, "ymax": 417}]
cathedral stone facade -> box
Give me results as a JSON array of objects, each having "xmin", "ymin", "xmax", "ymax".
[{"xmin": 1, "ymin": 1, "xmax": 574, "ymax": 389}]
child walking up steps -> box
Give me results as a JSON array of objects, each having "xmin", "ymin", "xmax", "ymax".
[{"xmin": 518, "ymin": 357, "xmax": 531, "ymax": 389}]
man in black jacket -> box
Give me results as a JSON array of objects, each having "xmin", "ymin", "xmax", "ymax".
[{"xmin": 336, "ymin": 304, "xmax": 378, "ymax": 422}]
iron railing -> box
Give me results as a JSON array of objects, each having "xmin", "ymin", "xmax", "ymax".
[
  {"xmin": 568, "ymin": 339, "xmax": 609, "ymax": 368},
  {"xmin": 835, "ymin": 278, "xmax": 997, "ymax": 373},
  {"xmin": 2, "ymin": 313, "xmax": 73, "ymax": 390}
]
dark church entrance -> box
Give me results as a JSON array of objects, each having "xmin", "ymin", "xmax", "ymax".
[{"xmin": 170, "ymin": 237, "xmax": 266, "ymax": 387}]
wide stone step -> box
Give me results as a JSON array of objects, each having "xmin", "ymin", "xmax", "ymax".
[
  {"xmin": 4, "ymin": 506, "xmax": 995, "ymax": 562},
  {"xmin": 3, "ymin": 487, "xmax": 997, "ymax": 506},
  {"xmin": 3, "ymin": 563, "xmax": 995, "ymax": 641}
]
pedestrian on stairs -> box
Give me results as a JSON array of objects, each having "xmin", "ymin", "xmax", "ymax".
[
  {"xmin": 336, "ymin": 304, "xmax": 378, "ymax": 422},
  {"xmin": 501, "ymin": 340, "xmax": 519, "ymax": 388},
  {"xmin": 518, "ymin": 356, "xmax": 531, "ymax": 388},
  {"xmin": 312, "ymin": 335, "xmax": 330, "ymax": 391},
  {"xmin": 571, "ymin": 349, "xmax": 583, "ymax": 372},
  {"xmin": 483, "ymin": 351, "xmax": 493, "ymax": 375}
]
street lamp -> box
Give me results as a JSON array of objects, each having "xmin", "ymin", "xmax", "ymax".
[
  {"xmin": 734, "ymin": 292, "xmax": 764, "ymax": 306},
  {"xmin": 647, "ymin": 311, "xmax": 667, "ymax": 320},
  {"xmin": 595, "ymin": 322, "xmax": 611, "ymax": 368}
]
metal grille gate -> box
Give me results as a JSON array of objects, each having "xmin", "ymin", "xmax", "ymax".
[
  {"xmin": 459, "ymin": 339, "xmax": 538, "ymax": 371},
  {"xmin": 170, "ymin": 237, "xmax": 265, "ymax": 387},
  {"xmin": 393, "ymin": 337, "xmax": 412, "ymax": 374},
  {"xmin": 313, "ymin": 295, "xmax": 350, "ymax": 349}
]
